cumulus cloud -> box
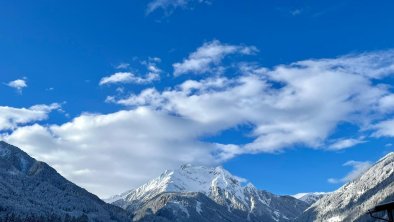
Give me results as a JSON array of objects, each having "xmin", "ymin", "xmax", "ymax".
[
  {"xmin": 146, "ymin": 0, "xmax": 209, "ymax": 15},
  {"xmin": 111, "ymin": 50, "xmax": 394, "ymax": 157},
  {"xmin": 0, "ymin": 103, "xmax": 61, "ymax": 131},
  {"xmin": 2, "ymin": 108, "xmax": 218, "ymax": 198},
  {"xmin": 328, "ymin": 160, "xmax": 372, "ymax": 184},
  {"xmin": 328, "ymin": 138, "xmax": 366, "ymax": 150},
  {"xmin": 173, "ymin": 40, "xmax": 258, "ymax": 76},
  {"xmin": 7, "ymin": 79, "xmax": 27, "ymax": 93}
]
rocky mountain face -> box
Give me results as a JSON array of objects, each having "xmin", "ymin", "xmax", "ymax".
[
  {"xmin": 108, "ymin": 164, "xmax": 309, "ymax": 222},
  {"xmin": 0, "ymin": 141, "xmax": 131, "ymax": 222},
  {"xmin": 297, "ymin": 152, "xmax": 394, "ymax": 222},
  {"xmin": 292, "ymin": 192, "xmax": 327, "ymax": 205},
  {"xmin": 131, "ymin": 192, "xmax": 248, "ymax": 222}
]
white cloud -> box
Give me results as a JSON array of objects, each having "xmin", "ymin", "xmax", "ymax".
[
  {"xmin": 146, "ymin": 0, "xmax": 209, "ymax": 15},
  {"xmin": 111, "ymin": 50, "xmax": 394, "ymax": 156},
  {"xmin": 372, "ymin": 119, "xmax": 394, "ymax": 137},
  {"xmin": 100, "ymin": 59, "xmax": 162, "ymax": 85},
  {"xmin": 378, "ymin": 94, "xmax": 394, "ymax": 113},
  {"xmin": 286, "ymin": 49, "xmax": 394, "ymax": 80},
  {"xmin": 99, "ymin": 72, "xmax": 133, "ymax": 85},
  {"xmin": 328, "ymin": 160, "xmax": 372, "ymax": 184},
  {"xmin": 0, "ymin": 103, "xmax": 61, "ymax": 131},
  {"xmin": 328, "ymin": 138, "xmax": 366, "ymax": 150},
  {"xmin": 7, "ymin": 79, "xmax": 27, "ymax": 93},
  {"xmin": 2, "ymin": 108, "xmax": 218, "ymax": 198},
  {"xmin": 173, "ymin": 40, "xmax": 258, "ymax": 76},
  {"xmin": 115, "ymin": 63, "xmax": 130, "ymax": 70},
  {"xmin": 99, "ymin": 72, "xmax": 160, "ymax": 85},
  {"xmin": 291, "ymin": 9, "xmax": 302, "ymax": 16}
]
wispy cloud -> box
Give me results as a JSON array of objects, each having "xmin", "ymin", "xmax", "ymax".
[
  {"xmin": 115, "ymin": 63, "xmax": 130, "ymax": 70},
  {"xmin": 328, "ymin": 160, "xmax": 372, "ymax": 184},
  {"xmin": 99, "ymin": 72, "xmax": 159, "ymax": 86},
  {"xmin": 100, "ymin": 59, "xmax": 162, "ymax": 85},
  {"xmin": 173, "ymin": 40, "xmax": 257, "ymax": 76},
  {"xmin": 290, "ymin": 9, "xmax": 302, "ymax": 16},
  {"xmin": 146, "ymin": 0, "xmax": 209, "ymax": 15},
  {"xmin": 373, "ymin": 119, "xmax": 394, "ymax": 137},
  {"xmin": 100, "ymin": 72, "xmax": 134, "ymax": 85},
  {"xmin": 328, "ymin": 138, "xmax": 366, "ymax": 150}
]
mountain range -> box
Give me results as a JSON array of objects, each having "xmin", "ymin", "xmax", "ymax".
[
  {"xmin": 107, "ymin": 164, "xmax": 309, "ymax": 222},
  {"xmin": 1, "ymin": 141, "xmax": 393, "ymax": 221}
]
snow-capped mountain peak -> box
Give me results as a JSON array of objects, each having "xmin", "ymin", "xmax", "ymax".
[
  {"xmin": 112, "ymin": 164, "xmax": 248, "ymax": 207},
  {"xmin": 166, "ymin": 164, "xmax": 244, "ymax": 193},
  {"xmin": 110, "ymin": 164, "xmax": 309, "ymax": 222}
]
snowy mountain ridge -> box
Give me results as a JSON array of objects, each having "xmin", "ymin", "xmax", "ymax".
[
  {"xmin": 110, "ymin": 164, "xmax": 309, "ymax": 221},
  {"xmin": 292, "ymin": 192, "xmax": 328, "ymax": 205},
  {"xmin": 0, "ymin": 141, "xmax": 130, "ymax": 222},
  {"xmin": 298, "ymin": 152, "xmax": 394, "ymax": 222},
  {"xmin": 111, "ymin": 164, "xmax": 248, "ymax": 208}
]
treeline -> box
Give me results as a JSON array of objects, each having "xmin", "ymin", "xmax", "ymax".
[{"xmin": 0, "ymin": 213, "xmax": 89, "ymax": 222}]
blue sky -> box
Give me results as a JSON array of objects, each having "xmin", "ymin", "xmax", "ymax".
[{"xmin": 1, "ymin": 0, "xmax": 394, "ymax": 198}]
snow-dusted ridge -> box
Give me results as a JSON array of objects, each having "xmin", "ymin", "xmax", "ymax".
[
  {"xmin": 110, "ymin": 164, "xmax": 308, "ymax": 222},
  {"xmin": 110, "ymin": 164, "xmax": 250, "ymax": 209},
  {"xmin": 0, "ymin": 141, "xmax": 130, "ymax": 221},
  {"xmin": 298, "ymin": 152, "xmax": 394, "ymax": 222},
  {"xmin": 292, "ymin": 192, "xmax": 328, "ymax": 205}
]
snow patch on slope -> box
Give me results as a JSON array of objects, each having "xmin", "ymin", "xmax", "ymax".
[{"xmin": 196, "ymin": 201, "xmax": 202, "ymax": 214}]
